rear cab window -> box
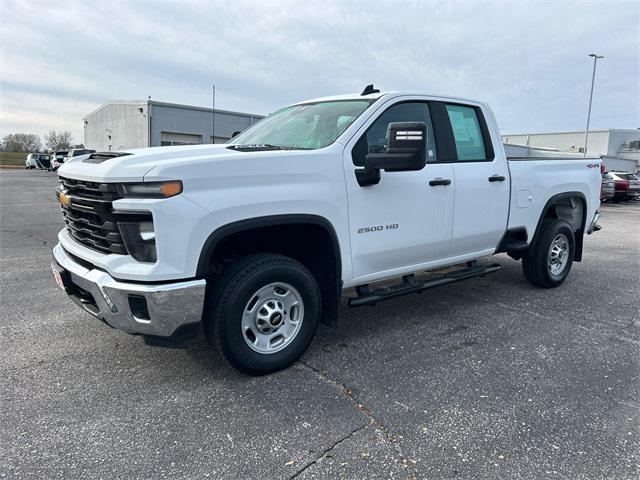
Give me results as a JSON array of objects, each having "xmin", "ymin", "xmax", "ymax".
[{"xmin": 445, "ymin": 104, "xmax": 488, "ymax": 161}]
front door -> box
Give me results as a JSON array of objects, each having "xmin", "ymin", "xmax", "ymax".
[{"xmin": 343, "ymin": 101, "xmax": 455, "ymax": 282}]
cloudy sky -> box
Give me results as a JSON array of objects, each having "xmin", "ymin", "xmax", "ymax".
[{"xmin": 1, "ymin": 0, "xmax": 638, "ymax": 144}]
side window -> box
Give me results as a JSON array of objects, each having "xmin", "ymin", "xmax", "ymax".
[
  {"xmin": 352, "ymin": 102, "xmax": 436, "ymax": 165},
  {"xmin": 445, "ymin": 104, "xmax": 487, "ymax": 161}
]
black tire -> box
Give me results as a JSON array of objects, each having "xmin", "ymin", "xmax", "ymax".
[
  {"xmin": 522, "ymin": 219, "xmax": 575, "ymax": 288},
  {"xmin": 204, "ymin": 253, "xmax": 321, "ymax": 375}
]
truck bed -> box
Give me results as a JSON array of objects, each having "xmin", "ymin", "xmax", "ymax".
[{"xmin": 506, "ymin": 156, "xmax": 601, "ymax": 239}]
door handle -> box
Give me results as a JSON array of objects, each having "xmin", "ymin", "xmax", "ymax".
[
  {"xmin": 488, "ymin": 175, "xmax": 506, "ymax": 182},
  {"xmin": 429, "ymin": 178, "xmax": 451, "ymax": 187}
]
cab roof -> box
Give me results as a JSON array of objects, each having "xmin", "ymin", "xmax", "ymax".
[{"xmin": 293, "ymin": 91, "xmax": 486, "ymax": 107}]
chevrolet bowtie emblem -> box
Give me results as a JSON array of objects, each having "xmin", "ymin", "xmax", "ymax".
[{"xmin": 59, "ymin": 190, "xmax": 71, "ymax": 208}]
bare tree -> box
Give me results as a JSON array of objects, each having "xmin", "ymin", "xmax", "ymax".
[
  {"xmin": 1, "ymin": 133, "xmax": 41, "ymax": 152},
  {"xmin": 45, "ymin": 130, "xmax": 73, "ymax": 151}
]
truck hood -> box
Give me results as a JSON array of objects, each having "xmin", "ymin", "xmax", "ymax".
[{"xmin": 57, "ymin": 144, "xmax": 247, "ymax": 182}]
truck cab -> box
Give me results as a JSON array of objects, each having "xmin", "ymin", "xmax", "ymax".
[{"xmin": 52, "ymin": 88, "xmax": 601, "ymax": 374}]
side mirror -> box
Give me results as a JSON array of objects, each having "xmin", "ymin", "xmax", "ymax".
[
  {"xmin": 365, "ymin": 122, "xmax": 427, "ymax": 172},
  {"xmin": 355, "ymin": 122, "xmax": 427, "ymax": 186},
  {"xmin": 231, "ymin": 130, "xmax": 241, "ymax": 138}
]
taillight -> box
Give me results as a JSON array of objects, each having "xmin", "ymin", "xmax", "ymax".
[{"xmin": 615, "ymin": 180, "xmax": 629, "ymax": 191}]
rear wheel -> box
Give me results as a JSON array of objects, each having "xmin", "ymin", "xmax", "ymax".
[
  {"xmin": 522, "ymin": 219, "xmax": 575, "ymax": 288},
  {"xmin": 204, "ymin": 253, "xmax": 321, "ymax": 375}
]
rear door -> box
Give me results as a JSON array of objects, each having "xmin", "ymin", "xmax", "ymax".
[{"xmin": 435, "ymin": 102, "xmax": 510, "ymax": 257}]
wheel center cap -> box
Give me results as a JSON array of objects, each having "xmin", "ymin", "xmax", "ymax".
[{"xmin": 270, "ymin": 312, "xmax": 283, "ymax": 326}]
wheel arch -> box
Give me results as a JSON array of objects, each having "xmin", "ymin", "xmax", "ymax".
[
  {"xmin": 197, "ymin": 214, "xmax": 342, "ymax": 326},
  {"xmin": 530, "ymin": 192, "xmax": 587, "ymax": 261}
]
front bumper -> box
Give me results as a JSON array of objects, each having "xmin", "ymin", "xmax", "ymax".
[{"xmin": 51, "ymin": 243, "xmax": 206, "ymax": 337}]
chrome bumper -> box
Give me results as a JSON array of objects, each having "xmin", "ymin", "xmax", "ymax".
[
  {"xmin": 51, "ymin": 243, "xmax": 206, "ymax": 337},
  {"xmin": 587, "ymin": 210, "xmax": 601, "ymax": 235}
]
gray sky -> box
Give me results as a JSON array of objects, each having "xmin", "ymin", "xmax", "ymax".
[{"xmin": 1, "ymin": 0, "xmax": 638, "ymax": 144}]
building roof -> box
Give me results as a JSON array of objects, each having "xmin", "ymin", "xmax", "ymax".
[{"xmin": 84, "ymin": 100, "xmax": 264, "ymax": 121}]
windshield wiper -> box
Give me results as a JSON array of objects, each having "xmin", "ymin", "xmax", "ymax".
[
  {"xmin": 228, "ymin": 144, "xmax": 284, "ymax": 152},
  {"xmin": 227, "ymin": 144, "xmax": 315, "ymax": 152}
]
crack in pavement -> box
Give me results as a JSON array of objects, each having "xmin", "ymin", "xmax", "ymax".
[
  {"xmin": 289, "ymin": 423, "xmax": 369, "ymax": 479},
  {"xmin": 298, "ymin": 360, "xmax": 417, "ymax": 479}
]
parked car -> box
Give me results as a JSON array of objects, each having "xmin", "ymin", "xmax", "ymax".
[
  {"xmin": 608, "ymin": 171, "xmax": 640, "ymax": 202},
  {"xmin": 601, "ymin": 172, "xmax": 616, "ymax": 202},
  {"xmin": 25, "ymin": 153, "xmax": 37, "ymax": 169},
  {"xmin": 49, "ymin": 150, "xmax": 69, "ymax": 171},
  {"xmin": 51, "ymin": 87, "xmax": 602, "ymax": 375},
  {"xmin": 52, "ymin": 148, "xmax": 96, "ymax": 170},
  {"xmin": 25, "ymin": 153, "xmax": 51, "ymax": 170}
]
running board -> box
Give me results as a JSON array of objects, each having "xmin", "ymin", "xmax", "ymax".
[{"xmin": 348, "ymin": 263, "xmax": 502, "ymax": 308}]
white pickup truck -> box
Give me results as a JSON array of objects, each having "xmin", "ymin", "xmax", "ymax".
[{"xmin": 52, "ymin": 87, "xmax": 602, "ymax": 374}]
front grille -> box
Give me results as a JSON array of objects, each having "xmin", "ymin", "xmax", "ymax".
[
  {"xmin": 60, "ymin": 176, "xmax": 121, "ymax": 201},
  {"xmin": 58, "ymin": 177, "xmax": 149, "ymax": 255}
]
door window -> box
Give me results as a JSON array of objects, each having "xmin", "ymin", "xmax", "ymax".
[
  {"xmin": 353, "ymin": 102, "xmax": 437, "ymax": 165},
  {"xmin": 445, "ymin": 104, "xmax": 487, "ymax": 161}
]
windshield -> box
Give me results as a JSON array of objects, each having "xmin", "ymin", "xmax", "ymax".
[{"xmin": 231, "ymin": 99, "xmax": 376, "ymax": 150}]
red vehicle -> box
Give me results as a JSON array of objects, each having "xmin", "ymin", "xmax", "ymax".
[{"xmin": 609, "ymin": 171, "xmax": 640, "ymax": 202}]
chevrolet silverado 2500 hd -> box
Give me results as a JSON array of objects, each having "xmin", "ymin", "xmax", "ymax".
[{"xmin": 52, "ymin": 87, "xmax": 602, "ymax": 374}]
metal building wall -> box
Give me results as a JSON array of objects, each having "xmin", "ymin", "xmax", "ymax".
[
  {"xmin": 149, "ymin": 102, "xmax": 260, "ymax": 147},
  {"xmin": 84, "ymin": 100, "xmax": 262, "ymax": 152},
  {"xmin": 84, "ymin": 102, "xmax": 149, "ymax": 152},
  {"xmin": 501, "ymin": 131, "xmax": 610, "ymax": 155}
]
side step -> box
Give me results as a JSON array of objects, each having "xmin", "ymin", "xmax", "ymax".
[{"xmin": 348, "ymin": 263, "xmax": 501, "ymax": 308}]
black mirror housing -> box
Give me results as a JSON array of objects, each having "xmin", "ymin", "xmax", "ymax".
[{"xmin": 364, "ymin": 122, "xmax": 427, "ymax": 172}]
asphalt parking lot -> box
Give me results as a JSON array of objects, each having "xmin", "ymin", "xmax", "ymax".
[{"xmin": 1, "ymin": 169, "xmax": 638, "ymax": 479}]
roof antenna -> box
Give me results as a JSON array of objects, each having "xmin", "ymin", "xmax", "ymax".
[{"xmin": 360, "ymin": 84, "xmax": 380, "ymax": 96}]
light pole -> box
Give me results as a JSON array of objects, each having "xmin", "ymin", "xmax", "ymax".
[{"xmin": 583, "ymin": 53, "xmax": 604, "ymax": 158}]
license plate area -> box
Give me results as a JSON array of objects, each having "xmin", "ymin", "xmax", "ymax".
[{"xmin": 51, "ymin": 264, "xmax": 71, "ymax": 291}]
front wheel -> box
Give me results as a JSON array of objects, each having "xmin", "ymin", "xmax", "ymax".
[
  {"xmin": 204, "ymin": 254, "xmax": 321, "ymax": 375},
  {"xmin": 522, "ymin": 219, "xmax": 575, "ymax": 288}
]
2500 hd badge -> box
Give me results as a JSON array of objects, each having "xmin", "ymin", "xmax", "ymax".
[{"xmin": 357, "ymin": 224, "xmax": 399, "ymax": 234}]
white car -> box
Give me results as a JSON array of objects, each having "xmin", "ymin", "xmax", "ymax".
[
  {"xmin": 51, "ymin": 148, "xmax": 95, "ymax": 170},
  {"xmin": 52, "ymin": 87, "xmax": 602, "ymax": 374},
  {"xmin": 25, "ymin": 153, "xmax": 51, "ymax": 170},
  {"xmin": 49, "ymin": 150, "xmax": 69, "ymax": 171}
]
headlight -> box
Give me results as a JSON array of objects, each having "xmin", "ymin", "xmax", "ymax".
[
  {"xmin": 117, "ymin": 180, "xmax": 182, "ymax": 198},
  {"xmin": 118, "ymin": 220, "xmax": 157, "ymax": 263}
]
